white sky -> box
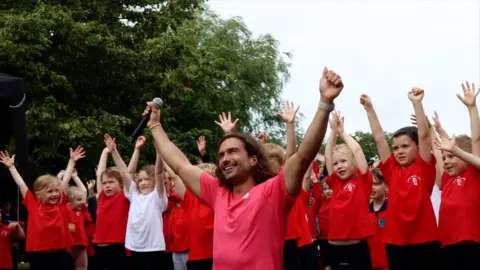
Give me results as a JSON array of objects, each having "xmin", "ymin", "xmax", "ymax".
[{"xmin": 208, "ymin": 0, "xmax": 480, "ymax": 136}]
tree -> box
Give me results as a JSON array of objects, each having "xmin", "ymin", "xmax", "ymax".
[{"xmin": 0, "ymin": 1, "xmax": 291, "ymax": 182}]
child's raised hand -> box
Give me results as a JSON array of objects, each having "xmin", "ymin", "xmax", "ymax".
[
  {"xmin": 333, "ymin": 111, "xmax": 345, "ymax": 134},
  {"xmin": 70, "ymin": 146, "xmax": 86, "ymax": 162},
  {"xmin": 7, "ymin": 222, "xmax": 20, "ymax": 230},
  {"xmin": 135, "ymin": 136, "xmax": 146, "ymax": 149},
  {"xmin": 408, "ymin": 87, "xmax": 424, "ymax": 103},
  {"xmin": 434, "ymin": 136, "xmax": 456, "ymax": 152},
  {"xmin": 276, "ymin": 100, "xmax": 300, "ymax": 124},
  {"xmin": 104, "ymin": 134, "xmax": 117, "ymax": 153},
  {"xmin": 359, "ymin": 94, "xmax": 373, "ymax": 109},
  {"xmin": 87, "ymin": 180, "xmax": 95, "ymax": 190},
  {"xmin": 0, "ymin": 150, "xmax": 15, "ymax": 168},
  {"xmin": 457, "ymin": 81, "xmax": 479, "ymax": 107},
  {"xmin": 257, "ymin": 132, "xmax": 269, "ymax": 144},
  {"xmin": 329, "ymin": 110, "xmax": 340, "ymax": 131},
  {"xmin": 196, "ymin": 136, "xmax": 207, "ymax": 155}
]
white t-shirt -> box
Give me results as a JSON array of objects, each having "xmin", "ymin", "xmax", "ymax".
[
  {"xmin": 125, "ymin": 182, "xmax": 168, "ymax": 252},
  {"xmin": 430, "ymin": 184, "xmax": 441, "ymax": 226}
]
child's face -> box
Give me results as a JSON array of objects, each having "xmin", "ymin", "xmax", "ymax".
[
  {"xmin": 137, "ymin": 170, "xmax": 155, "ymax": 195},
  {"xmin": 38, "ymin": 184, "xmax": 61, "ymax": 205},
  {"xmin": 332, "ymin": 152, "xmax": 356, "ymax": 180},
  {"xmin": 322, "ymin": 182, "xmax": 333, "ymax": 199},
  {"xmin": 392, "ymin": 135, "xmax": 419, "ymax": 167},
  {"xmin": 442, "ymin": 151, "xmax": 468, "ymax": 176},
  {"xmin": 101, "ymin": 175, "xmax": 122, "ymax": 197},
  {"xmin": 71, "ymin": 194, "xmax": 86, "ymax": 210},
  {"xmin": 371, "ymin": 178, "xmax": 387, "ymax": 201}
]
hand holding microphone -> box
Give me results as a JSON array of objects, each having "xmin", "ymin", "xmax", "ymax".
[{"xmin": 130, "ymin": 97, "xmax": 163, "ymax": 143}]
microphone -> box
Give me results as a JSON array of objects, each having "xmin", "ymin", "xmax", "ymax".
[{"xmin": 130, "ymin": 98, "xmax": 163, "ymax": 143}]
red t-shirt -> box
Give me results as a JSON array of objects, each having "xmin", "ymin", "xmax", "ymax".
[
  {"xmin": 367, "ymin": 200, "xmax": 389, "ymax": 269},
  {"xmin": 297, "ymin": 189, "xmax": 313, "ymax": 247},
  {"xmin": 200, "ymin": 170, "xmax": 296, "ymax": 270},
  {"xmin": 308, "ymin": 183, "xmax": 323, "ymax": 239},
  {"xmin": 69, "ymin": 204, "xmax": 94, "ymax": 247},
  {"xmin": 93, "ymin": 191, "xmax": 130, "ymax": 244},
  {"xmin": 23, "ymin": 190, "xmax": 73, "ymax": 251},
  {"xmin": 0, "ymin": 224, "xmax": 18, "ymax": 269},
  {"xmin": 439, "ymin": 165, "xmax": 480, "ymax": 246},
  {"xmin": 317, "ymin": 195, "xmax": 331, "ymax": 239},
  {"xmin": 379, "ymin": 154, "xmax": 438, "ymax": 245},
  {"xmin": 327, "ymin": 170, "xmax": 374, "ymax": 240},
  {"xmin": 163, "ymin": 195, "xmax": 177, "ymax": 253},
  {"xmin": 170, "ymin": 204, "xmax": 189, "ymax": 252},
  {"xmin": 181, "ymin": 189, "xmax": 214, "ymax": 261},
  {"xmin": 285, "ymin": 200, "xmax": 301, "ymax": 240}
]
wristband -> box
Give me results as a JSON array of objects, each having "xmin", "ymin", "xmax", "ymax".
[
  {"xmin": 318, "ymin": 101, "xmax": 335, "ymax": 112},
  {"xmin": 149, "ymin": 123, "xmax": 161, "ymax": 130}
]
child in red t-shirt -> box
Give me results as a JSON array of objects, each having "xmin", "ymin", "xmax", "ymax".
[
  {"xmin": 361, "ymin": 89, "xmax": 439, "ymax": 270},
  {"xmin": 0, "ymin": 211, "xmax": 25, "ymax": 270},
  {"xmin": 432, "ymin": 81, "xmax": 480, "ymax": 270},
  {"xmin": 92, "ymin": 135, "xmax": 130, "ymax": 270},
  {"xmin": 324, "ymin": 111, "xmax": 374, "ymax": 269},
  {"xmin": 368, "ymin": 168, "xmax": 389, "ymax": 270},
  {"xmin": 316, "ymin": 179, "xmax": 333, "ymax": 270},
  {"xmin": 0, "ymin": 149, "xmax": 81, "ymax": 270}
]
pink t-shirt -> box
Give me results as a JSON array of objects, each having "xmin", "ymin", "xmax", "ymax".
[{"xmin": 200, "ymin": 170, "xmax": 296, "ymax": 270}]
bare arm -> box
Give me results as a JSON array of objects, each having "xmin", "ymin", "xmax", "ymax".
[
  {"xmin": 61, "ymin": 146, "xmax": 86, "ymax": 193},
  {"xmin": 155, "ymin": 150, "xmax": 166, "ymax": 198},
  {"xmin": 284, "ymin": 67, "xmax": 344, "ymax": 196},
  {"xmin": 430, "ymin": 127, "xmax": 443, "ymax": 187},
  {"xmin": 106, "ymin": 135, "xmax": 133, "ymax": 193},
  {"xmin": 164, "ymin": 162, "xmax": 186, "ymax": 199},
  {"xmin": 96, "ymin": 148, "xmax": 110, "ymax": 194},
  {"xmin": 339, "ymin": 131, "xmax": 368, "ymax": 174},
  {"xmin": 436, "ymin": 137, "xmax": 480, "ymax": 169},
  {"xmin": 360, "ymin": 95, "xmax": 391, "ymax": 163},
  {"xmin": 325, "ymin": 130, "xmax": 336, "ymax": 177},
  {"xmin": 410, "ymin": 88, "xmax": 431, "ymax": 163},
  {"xmin": 72, "ymin": 171, "xmax": 87, "ymax": 194},
  {"xmin": 277, "ymin": 101, "xmax": 300, "ymax": 160},
  {"xmin": 0, "ymin": 151, "xmax": 28, "ymax": 197},
  {"xmin": 128, "ymin": 136, "xmax": 146, "ymax": 175},
  {"xmin": 302, "ymin": 163, "xmax": 313, "ymax": 192}
]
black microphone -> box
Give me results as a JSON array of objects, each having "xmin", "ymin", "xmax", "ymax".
[{"xmin": 130, "ymin": 98, "xmax": 163, "ymax": 143}]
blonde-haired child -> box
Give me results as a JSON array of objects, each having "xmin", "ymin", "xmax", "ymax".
[
  {"xmin": 325, "ymin": 111, "xmax": 373, "ymax": 269},
  {"xmin": 0, "ymin": 148, "xmax": 82, "ymax": 270}
]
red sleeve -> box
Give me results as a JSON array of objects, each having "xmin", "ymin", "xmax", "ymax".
[
  {"xmin": 261, "ymin": 170, "xmax": 297, "ymax": 213},
  {"xmin": 200, "ymin": 172, "xmax": 221, "ymax": 209},
  {"xmin": 22, "ymin": 190, "xmax": 37, "ymax": 212},
  {"xmin": 65, "ymin": 204, "xmax": 76, "ymax": 224},
  {"xmin": 299, "ymin": 188, "xmax": 310, "ymax": 208},
  {"xmin": 61, "ymin": 192, "xmax": 70, "ymax": 204},
  {"xmin": 378, "ymin": 154, "xmax": 396, "ymax": 185},
  {"xmin": 181, "ymin": 189, "xmax": 193, "ymax": 210},
  {"xmin": 310, "ymin": 183, "xmax": 323, "ymax": 215}
]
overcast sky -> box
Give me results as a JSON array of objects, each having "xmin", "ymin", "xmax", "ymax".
[{"xmin": 208, "ymin": 0, "xmax": 480, "ymax": 137}]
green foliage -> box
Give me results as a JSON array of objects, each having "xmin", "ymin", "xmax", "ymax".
[{"xmin": 0, "ymin": 1, "xmax": 291, "ymax": 181}]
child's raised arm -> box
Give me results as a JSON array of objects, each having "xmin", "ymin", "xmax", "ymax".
[
  {"xmin": 435, "ymin": 136, "xmax": 480, "ymax": 169},
  {"xmin": 96, "ymin": 147, "xmax": 110, "ymax": 194},
  {"xmin": 155, "ymin": 146, "xmax": 166, "ymax": 198},
  {"xmin": 0, "ymin": 151, "xmax": 28, "ymax": 198},
  {"xmin": 432, "ymin": 111, "xmax": 450, "ymax": 140},
  {"xmin": 360, "ymin": 94, "xmax": 391, "ymax": 163},
  {"xmin": 164, "ymin": 161, "xmax": 186, "ymax": 199},
  {"xmin": 71, "ymin": 169, "xmax": 87, "ymax": 194},
  {"xmin": 128, "ymin": 136, "xmax": 146, "ymax": 175},
  {"xmin": 61, "ymin": 146, "xmax": 86, "ymax": 193},
  {"xmin": 457, "ymin": 81, "xmax": 480, "ymax": 156},
  {"xmin": 336, "ymin": 113, "xmax": 368, "ymax": 174},
  {"xmin": 325, "ymin": 112, "xmax": 339, "ymax": 176},
  {"xmin": 409, "ymin": 88, "xmax": 432, "ymax": 163},
  {"xmin": 104, "ymin": 134, "xmax": 133, "ymax": 193},
  {"xmin": 276, "ymin": 101, "xmax": 300, "ymax": 160}
]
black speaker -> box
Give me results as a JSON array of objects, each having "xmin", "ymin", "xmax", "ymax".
[{"xmin": 0, "ymin": 73, "xmax": 29, "ymax": 201}]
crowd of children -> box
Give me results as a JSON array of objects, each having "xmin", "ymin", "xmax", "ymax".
[{"xmin": 0, "ymin": 71, "xmax": 479, "ymax": 270}]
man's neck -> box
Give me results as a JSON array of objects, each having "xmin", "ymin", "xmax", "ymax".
[
  {"xmin": 372, "ymin": 197, "xmax": 386, "ymax": 211},
  {"xmin": 232, "ymin": 176, "xmax": 256, "ymax": 196}
]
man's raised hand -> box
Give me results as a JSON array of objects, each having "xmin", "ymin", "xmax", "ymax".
[
  {"xmin": 276, "ymin": 101, "xmax": 299, "ymax": 124},
  {"xmin": 320, "ymin": 67, "xmax": 344, "ymax": 103},
  {"xmin": 408, "ymin": 87, "xmax": 425, "ymax": 103},
  {"xmin": 457, "ymin": 81, "xmax": 479, "ymax": 107},
  {"xmin": 214, "ymin": 112, "xmax": 239, "ymax": 134},
  {"xmin": 144, "ymin": 102, "xmax": 161, "ymax": 129}
]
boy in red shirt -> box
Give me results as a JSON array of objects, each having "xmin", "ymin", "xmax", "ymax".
[
  {"xmin": 0, "ymin": 149, "xmax": 81, "ymax": 270},
  {"xmin": 93, "ymin": 138, "xmax": 130, "ymax": 270},
  {"xmin": 432, "ymin": 81, "xmax": 480, "ymax": 270},
  {"xmin": 145, "ymin": 67, "xmax": 344, "ymax": 269},
  {"xmin": 361, "ymin": 89, "xmax": 439, "ymax": 270},
  {"xmin": 368, "ymin": 168, "xmax": 389, "ymax": 270},
  {"xmin": 0, "ymin": 212, "xmax": 25, "ymax": 270},
  {"xmin": 324, "ymin": 111, "xmax": 374, "ymax": 269}
]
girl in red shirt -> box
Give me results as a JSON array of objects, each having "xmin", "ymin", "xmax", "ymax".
[
  {"xmin": 432, "ymin": 82, "xmax": 480, "ymax": 270},
  {"xmin": 361, "ymin": 90, "xmax": 439, "ymax": 270},
  {"xmin": 0, "ymin": 213, "xmax": 25, "ymax": 270},
  {"xmin": 324, "ymin": 111, "xmax": 374, "ymax": 269},
  {"xmin": 315, "ymin": 178, "xmax": 333, "ymax": 270},
  {"xmin": 93, "ymin": 135, "xmax": 130, "ymax": 270},
  {"xmin": 0, "ymin": 149, "xmax": 81, "ymax": 270}
]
